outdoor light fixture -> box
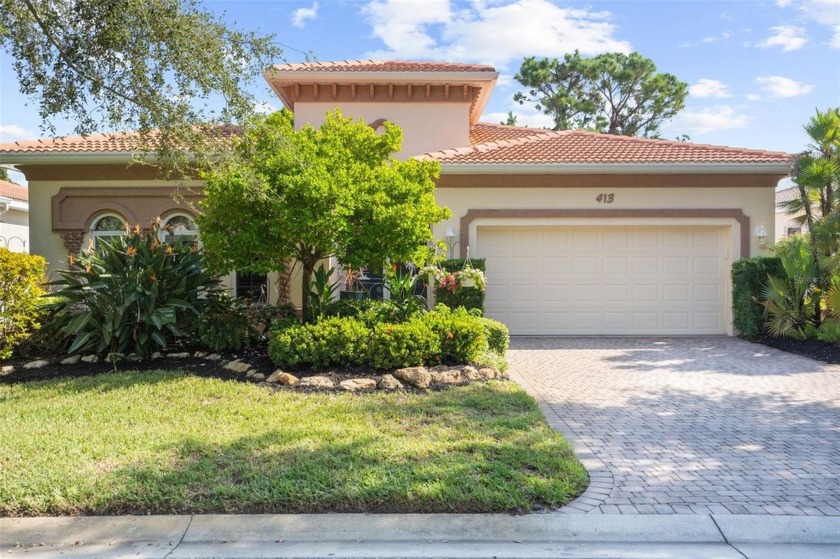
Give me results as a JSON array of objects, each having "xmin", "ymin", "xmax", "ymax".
[
  {"xmin": 444, "ymin": 227, "xmax": 457, "ymax": 258},
  {"xmin": 755, "ymin": 226, "xmax": 768, "ymax": 248}
]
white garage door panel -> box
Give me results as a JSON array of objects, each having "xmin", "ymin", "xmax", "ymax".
[{"xmin": 479, "ymin": 226, "xmax": 727, "ymax": 335}]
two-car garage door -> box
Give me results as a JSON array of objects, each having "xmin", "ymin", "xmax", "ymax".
[{"xmin": 479, "ymin": 226, "xmax": 728, "ymax": 335}]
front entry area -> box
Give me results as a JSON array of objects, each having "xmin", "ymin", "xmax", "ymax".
[{"xmin": 478, "ymin": 225, "xmax": 729, "ymax": 335}]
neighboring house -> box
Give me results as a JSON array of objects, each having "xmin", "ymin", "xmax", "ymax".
[
  {"xmin": 0, "ymin": 179, "xmax": 29, "ymax": 253},
  {"xmin": 775, "ymin": 185, "xmax": 805, "ymax": 241},
  {"xmin": 0, "ymin": 60, "xmax": 791, "ymax": 336}
]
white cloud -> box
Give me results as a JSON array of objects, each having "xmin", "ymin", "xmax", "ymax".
[
  {"xmin": 756, "ymin": 76, "xmax": 815, "ymax": 97},
  {"xmin": 680, "ymin": 31, "xmax": 733, "ymax": 48},
  {"xmin": 776, "ymin": 0, "xmax": 792, "ymax": 7},
  {"xmin": 756, "ymin": 26, "xmax": 808, "ymax": 51},
  {"xmin": 291, "ymin": 2, "xmax": 319, "ymax": 28},
  {"xmin": 0, "ymin": 124, "xmax": 36, "ymax": 143},
  {"xmin": 689, "ymin": 79, "xmax": 732, "ymax": 98},
  {"xmin": 666, "ymin": 106, "xmax": 751, "ymax": 135},
  {"xmin": 745, "ymin": 93, "xmax": 761, "ymax": 101},
  {"xmin": 362, "ymin": 0, "xmax": 631, "ymax": 68},
  {"xmin": 791, "ymin": 0, "xmax": 840, "ymax": 49}
]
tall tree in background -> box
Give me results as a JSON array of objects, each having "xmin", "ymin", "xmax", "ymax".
[
  {"xmin": 0, "ymin": 0, "xmax": 282, "ymax": 174},
  {"xmin": 514, "ymin": 51, "xmax": 688, "ymax": 138}
]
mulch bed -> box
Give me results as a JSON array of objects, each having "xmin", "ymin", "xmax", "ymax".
[
  {"xmin": 752, "ymin": 336, "xmax": 840, "ymax": 365},
  {"xmin": 1, "ymin": 344, "xmax": 272, "ymax": 385}
]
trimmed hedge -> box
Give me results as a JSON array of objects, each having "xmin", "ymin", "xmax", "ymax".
[
  {"xmin": 0, "ymin": 249, "xmax": 46, "ymax": 359},
  {"xmin": 732, "ymin": 256, "xmax": 784, "ymax": 340},
  {"xmin": 269, "ymin": 317, "xmax": 369, "ymax": 369},
  {"xmin": 425, "ymin": 306, "xmax": 486, "ymax": 364},
  {"xmin": 434, "ymin": 258, "xmax": 486, "ymax": 313},
  {"xmin": 268, "ymin": 307, "xmax": 511, "ymax": 371},
  {"xmin": 368, "ymin": 320, "xmax": 440, "ymax": 370},
  {"xmin": 481, "ymin": 317, "xmax": 510, "ymax": 356}
]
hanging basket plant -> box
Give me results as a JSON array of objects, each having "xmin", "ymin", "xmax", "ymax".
[{"xmin": 457, "ymin": 265, "xmax": 486, "ymax": 291}]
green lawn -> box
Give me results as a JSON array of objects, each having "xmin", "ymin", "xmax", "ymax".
[{"xmin": 0, "ymin": 371, "xmax": 587, "ymax": 516}]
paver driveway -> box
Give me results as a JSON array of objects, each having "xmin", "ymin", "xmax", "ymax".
[{"xmin": 508, "ymin": 337, "xmax": 840, "ymax": 515}]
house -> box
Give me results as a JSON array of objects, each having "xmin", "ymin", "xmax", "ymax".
[
  {"xmin": 0, "ymin": 60, "xmax": 791, "ymax": 336},
  {"xmin": 775, "ymin": 185, "xmax": 804, "ymax": 241},
  {"xmin": 0, "ymin": 179, "xmax": 29, "ymax": 253}
]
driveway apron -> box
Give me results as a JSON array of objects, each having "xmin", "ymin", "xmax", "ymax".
[{"xmin": 508, "ymin": 337, "xmax": 840, "ymax": 515}]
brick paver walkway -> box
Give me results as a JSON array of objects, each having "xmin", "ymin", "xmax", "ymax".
[{"xmin": 508, "ymin": 337, "xmax": 840, "ymax": 515}]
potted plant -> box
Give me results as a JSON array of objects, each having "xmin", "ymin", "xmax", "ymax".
[
  {"xmin": 340, "ymin": 265, "xmax": 367, "ymax": 300},
  {"xmin": 457, "ymin": 265, "xmax": 486, "ymax": 291}
]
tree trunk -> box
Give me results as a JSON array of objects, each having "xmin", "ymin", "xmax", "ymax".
[
  {"xmin": 798, "ymin": 182, "xmax": 823, "ymax": 326},
  {"xmin": 300, "ymin": 260, "xmax": 314, "ymax": 324}
]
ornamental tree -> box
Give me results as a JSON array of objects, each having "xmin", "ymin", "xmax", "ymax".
[
  {"xmin": 197, "ymin": 110, "xmax": 450, "ymax": 320},
  {"xmin": 514, "ymin": 51, "xmax": 688, "ymax": 138}
]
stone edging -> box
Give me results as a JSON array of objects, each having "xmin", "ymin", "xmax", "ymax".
[
  {"xmin": 506, "ymin": 368, "xmax": 614, "ymax": 514},
  {"xmin": 2, "ymin": 352, "xmax": 505, "ymax": 392}
]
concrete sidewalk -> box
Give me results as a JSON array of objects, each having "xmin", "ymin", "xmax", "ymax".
[{"xmin": 2, "ymin": 514, "xmax": 839, "ymax": 558}]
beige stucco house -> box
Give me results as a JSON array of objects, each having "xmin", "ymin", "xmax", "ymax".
[
  {"xmin": 775, "ymin": 185, "xmax": 804, "ymax": 242},
  {"xmin": 0, "ymin": 179, "xmax": 29, "ymax": 253},
  {"xmin": 0, "ymin": 60, "xmax": 791, "ymax": 336}
]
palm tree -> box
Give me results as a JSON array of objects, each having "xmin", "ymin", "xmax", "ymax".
[{"xmin": 779, "ymin": 108, "xmax": 840, "ymax": 325}]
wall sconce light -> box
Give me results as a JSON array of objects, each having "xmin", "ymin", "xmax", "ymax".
[
  {"xmin": 444, "ymin": 227, "xmax": 457, "ymax": 258},
  {"xmin": 755, "ymin": 226, "xmax": 768, "ymax": 248}
]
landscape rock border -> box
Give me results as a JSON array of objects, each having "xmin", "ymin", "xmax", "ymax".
[{"xmin": 3, "ymin": 351, "xmax": 506, "ymax": 392}]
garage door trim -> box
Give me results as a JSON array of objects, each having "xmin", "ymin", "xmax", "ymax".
[{"xmin": 459, "ymin": 208, "xmax": 750, "ymax": 259}]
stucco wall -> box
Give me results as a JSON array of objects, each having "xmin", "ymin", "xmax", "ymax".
[
  {"xmin": 775, "ymin": 208, "xmax": 804, "ymax": 241},
  {"xmin": 293, "ymin": 102, "xmax": 470, "ymax": 158},
  {"xmin": 27, "ymin": 178, "xmax": 307, "ymax": 306},
  {"xmin": 434, "ymin": 182, "xmax": 779, "ymax": 261},
  {"xmin": 0, "ymin": 207, "xmax": 28, "ymax": 252}
]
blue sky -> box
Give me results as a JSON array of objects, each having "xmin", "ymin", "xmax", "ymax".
[{"xmin": 1, "ymin": 0, "xmax": 839, "ymax": 172}]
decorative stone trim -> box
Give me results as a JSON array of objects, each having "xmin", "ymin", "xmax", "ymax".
[{"xmin": 59, "ymin": 230, "xmax": 85, "ymax": 255}]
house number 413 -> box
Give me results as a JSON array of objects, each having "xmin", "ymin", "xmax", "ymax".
[{"xmin": 596, "ymin": 193, "xmax": 615, "ymax": 203}]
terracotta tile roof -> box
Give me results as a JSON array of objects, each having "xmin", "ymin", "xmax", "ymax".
[
  {"xmin": 0, "ymin": 180, "xmax": 28, "ymax": 203},
  {"xmin": 269, "ymin": 60, "xmax": 496, "ymax": 73},
  {"xmin": 430, "ymin": 128, "xmax": 791, "ymax": 165},
  {"xmin": 0, "ymin": 133, "xmax": 141, "ymax": 154},
  {"xmin": 469, "ymin": 123, "xmax": 554, "ymax": 145},
  {"xmin": 0, "ymin": 126, "xmax": 240, "ymax": 154},
  {"xmin": 776, "ymin": 185, "xmax": 800, "ymax": 205}
]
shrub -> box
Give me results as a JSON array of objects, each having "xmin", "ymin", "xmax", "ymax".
[
  {"xmin": 817, "ymin": 318, "xmax": 840, "ymax": 344},
  {"xmin": 368, "ymin": 319, "xmax": 440, "ymax": 370},
  {"xmin": 481, "ymin": 317, "xmax": 510, "ymax": 356},
  {"xmin": 197, "ymin": 294, "xmax": 256, "ymax": 353},
  {"xmin": 324, "ymin": 298, "xmax": 386, "ymax": 320},
  {"xmin": 424, "ymin": 306, "xmax": 485, "ymax": 364},
  {"xmin": 46, "ymin": 226, "xmax": 219, "ymax": 361},
  {"xmin": 244, "ymin": 302, "xmax": 296, "ymax": 335},
  {"xmin": 732, "ymin": 256, "xmax": 784, "ymax": 340},
  {"xmin": 433, "ymin": 258, "xmax": 486, "ymax": 313},
  {"xmin": 0, "ymin": 249, "xmax": 47, "ymax": 359},
  {"xmin": 384, "ymin": 266, "xmax": 428, "ymax": 322},
  {"xmin": 269, "ymin": 316, "xmax": 369, "ymax": 369}
]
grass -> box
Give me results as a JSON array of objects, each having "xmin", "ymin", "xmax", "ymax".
[{"xmin": 0, "ymin": 371, "xmax": 587, "ymax": 516}]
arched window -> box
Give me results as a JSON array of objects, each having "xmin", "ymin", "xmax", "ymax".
[
  {"xmin": 160, "ymin": 213, "xmax": 199, "ymax": 246},
  {"xmin": 90, "ymin": 214, "xmax": 126, "ymax": 249}
]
